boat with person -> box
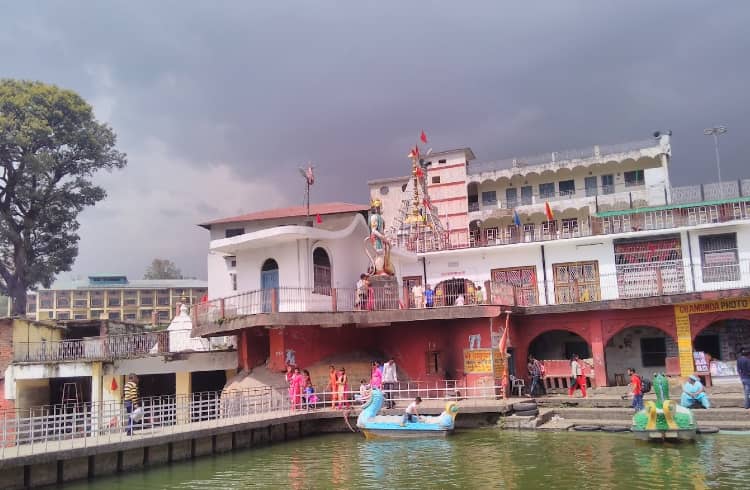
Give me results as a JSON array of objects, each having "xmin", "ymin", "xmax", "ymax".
[
  {"xmin": 356, "ymin": 389, "xmax": 459, "ymax": 439},
  {"xmin": 631, "ymin": 373, "xmax": 697, "ymax": 442}
]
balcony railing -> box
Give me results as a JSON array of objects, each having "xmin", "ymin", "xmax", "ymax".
[
  {"xmin": 468, "ymin": 180, "xmax": 750, "ymax": 214},
  {"xmin": 409, "ymin": 199, "xmax": 750, "ymax": 253},
  {"xmin": 469, "ymin": 138, "xmax": 658, "ymax": 175},
  {"xmin": 12, "ymin": 330, "xmax": 231, "ymax": 363},
  {"xmin": 197, "ymin": 259, "xmax": 750, "ymax": 330}
]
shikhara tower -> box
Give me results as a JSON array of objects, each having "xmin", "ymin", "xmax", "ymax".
[{"xmin": 386, "ymin": 135, "xmax": 448, "ymax": 252}]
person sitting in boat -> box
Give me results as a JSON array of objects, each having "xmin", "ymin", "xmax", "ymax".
[
  {"xmin": 400, "ymin": 396, "xmax": 422, "ymax": 426},
  {"xmin": 356, "ymin": 379, "xmax": 371, "ymax": 404},
  {"xmin": 680, "ymin": 375, "xmax": 711, "ymax": 409}
]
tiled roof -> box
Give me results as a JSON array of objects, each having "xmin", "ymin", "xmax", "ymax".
[{"xmin": 200, "ymin": 202, "xmax": 370, "ymax": 227}]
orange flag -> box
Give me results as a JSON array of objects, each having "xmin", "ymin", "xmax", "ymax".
[
  {"xmin": 420, "ymin": 130, "xmax": 428, "ymax": 143},
  {"xmin": 544, "ymin": 202, "xmax": 555, "ymax": 221}
]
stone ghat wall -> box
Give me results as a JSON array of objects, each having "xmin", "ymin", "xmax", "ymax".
[{"xmin": 0, "ymin": 408, "xmax": 505, "ymax": 489}]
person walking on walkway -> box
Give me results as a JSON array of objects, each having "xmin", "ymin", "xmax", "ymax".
[
  {"xmin": 628, "ymin": 368, "xmax": 644, "ymax": 412},
  {"xmin": 123, "ymin": 374, "xmax": 139, "ymax": 436},
  {"xmin": 382, "ymin": 358, "xmax": 399, "ymax": 409},
  {"xmin": 527, "ymin": 355, "xmax": 543, "ymax": 397},
  {"xmin": 738, "ymin": 348, "xmax": 750, "ymax": 410},
  {"xmin": 568, "ymin": 354, "xmax": 587, "ymax": 398}
]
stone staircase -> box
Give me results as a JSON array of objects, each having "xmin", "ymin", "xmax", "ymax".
[{"xmin": 536, "ymin": 406, "xmax": 750, "ymax": 431}]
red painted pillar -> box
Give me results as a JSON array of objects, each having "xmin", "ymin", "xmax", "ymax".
[
  {"xmin": 237, "ymin": 330, "xmax": 250, "ymax": 372},
  {"xmin": 268, "ymin": 328, "xmax": 287, "ymax": 371},
  {"xmin": 589, "ymin": 319, "xmax": 608, "ymax": 387}
]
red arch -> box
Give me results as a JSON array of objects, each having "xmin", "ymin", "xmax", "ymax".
[
  {"xmin": 602, "ymin": 322, "xmax": 677, "ymax": 347},
  {"xmin": 691, "ymin": 310, "xmax": 750, "ymax": 340}
]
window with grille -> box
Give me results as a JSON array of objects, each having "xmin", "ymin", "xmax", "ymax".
[
  {"xmin": 553, "ymin": 261, "xmax": 600, "ymax": 304},
  {"xmin": 313, "ymin": 248, "xmax": 332, "ymax": 295},
  {"xmin": 699, "ymin": 233, "xmax": 740, "ymax": 282},
  {"xmin": 539, "ymin": 183, "xmax": 555, "ymax": 199},
  {"xmin": 558, "ymin": 180, "xmax": 575, "ymax": 197},
  {"xmin": 481, "ymin": 191, "xmax": 497, "ymax": 205},
  {"xmin": 641, "ymin": 338, "xmax": 667, "ymax": 367},
  {"xmin": 601, "ymin": 174, "xmax": 615, "ymax": 194},
  {"xmin": 624, "ymin": 170, "xmax": 645, "ymax": 187},
  {"xmin": 140, "ymin": 291, "xmax": 154, "ymax": 306},
  {"xmin": 491, "ymin": 267, "xmax": 538, "ymax": 306},
  {"xmin": 426, "ymin": 351, "xmax": 442, "ymax": 375},
  {"xmin": 614, "ymin": 237, "xmax": 685, "ymax": 296}
]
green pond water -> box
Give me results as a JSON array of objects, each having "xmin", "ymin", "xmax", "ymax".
[{"xmin": 64, "ymin": 429, "xmax": 750, "ymax": 489}]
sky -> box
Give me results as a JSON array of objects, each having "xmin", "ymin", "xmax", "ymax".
[{"xmin": 2, "ymin": 1, "xmax": 749, "ymax": 281}]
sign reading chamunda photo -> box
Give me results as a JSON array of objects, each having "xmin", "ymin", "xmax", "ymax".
[{"xmin": 673, "ymin": 297, "xmax": 750, "ymax": 376}]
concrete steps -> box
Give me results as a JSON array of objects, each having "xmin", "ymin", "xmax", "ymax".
[
  {"xmin": 536, "ymin": 395, "xmax": 747, "ymax": 409},
  {"xmin": 540, "ymin": 407, "xmax": 750, "ymax": 431}
]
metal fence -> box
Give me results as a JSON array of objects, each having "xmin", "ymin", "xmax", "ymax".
[
  {"xmin": 0, "ymin": 381, "xmax": 503, "ymax": 458},
  {"xmin": 13, "ymin": 330, "xmax": 229, "ymax": 363}
]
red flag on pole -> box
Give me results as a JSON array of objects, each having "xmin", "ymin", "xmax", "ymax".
[
  {"xmin": 316, "ymin": 214, "xmax": 322, "ymax": 224},
  {"xmin": 420, "ymin": 130, "xmax": 428, "ymax": 144}
]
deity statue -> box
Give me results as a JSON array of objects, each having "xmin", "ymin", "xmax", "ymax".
[{"xmin": 364, "ymin": 198, "xmax": 394, "ymax": 276}]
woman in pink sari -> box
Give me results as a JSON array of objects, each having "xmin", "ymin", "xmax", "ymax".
[
  {"xmin": 370, "ymin": 361, "xmax": 383, "ymax": 390},
  {"xmin": 291, "ymin": 367, "xmax": 305, "ymax": 409},
  {"xmin": 285, "ymin": 365, "xmax": 294, "ymax": 406}
]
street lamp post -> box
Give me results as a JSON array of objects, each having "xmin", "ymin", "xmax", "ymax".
[{"xmin": 704, "ymin": 125, "xmax": 728, "ymax": 198}]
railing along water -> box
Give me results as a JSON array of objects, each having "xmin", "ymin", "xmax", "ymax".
[{"xmin": 0, "ymin": 382, "xmax": 504, "ymax": 458}]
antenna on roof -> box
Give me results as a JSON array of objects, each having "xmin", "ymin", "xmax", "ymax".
[{"xmin": 298, "ymin": 164, "xmax": 315, "ymax": 226}]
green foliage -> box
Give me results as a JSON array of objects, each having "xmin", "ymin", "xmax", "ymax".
[
  {"xmin": 143, "ymin": 258, "xmax": 183, "ymax": 280},
  {"xmin": 0, "ymin": 79, "xmax": 127, "ymax": 314}
]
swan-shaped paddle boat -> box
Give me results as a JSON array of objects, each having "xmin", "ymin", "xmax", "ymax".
[{"xmin": 356, "ymin": 389, "xmax": 459, "ymax": 439}]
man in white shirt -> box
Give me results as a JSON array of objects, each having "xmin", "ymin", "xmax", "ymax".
[
  {"xmin": 568, "ymin": 354, "xmax": 587, "ymax": 398},
  {"xmin": 356, "ymin": 274, "xmax": 367, "ymax": 309},
  {"xmin": 382, "ymin": 358, "xmax": 399, "ymax": 409},
  {"xmin": 400, "ymin": 397, "xmax": 422, "ymax": 426},
  {"xmin": 412, "ymin": 283, "xmax": 424, "ymax": 308}
]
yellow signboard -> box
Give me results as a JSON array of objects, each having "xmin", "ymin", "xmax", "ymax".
[
  {"xmin": 493, "ymin": 350, "xmax": 506, "ymax": 378},
  {"xmin": 464, "ymin": 349, "xmax": 493, "ymax": 373},
  {"xmin": 674, "ymin": 297, "xmax": 750, "ymax": 376}
]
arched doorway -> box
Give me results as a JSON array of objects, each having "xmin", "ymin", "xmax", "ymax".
[
  {"xmin": 604, "ymin": 326, "xmax": 676, "ymax": 386},
  {"xmin": 312, "ymin": 248, "xmax": 332, "ymax": 294},
  {"xmin": 529, "ymin": 330, "xmax": 591, "ymax": 389},
  {"xmin": 694, "ymin": 319, "xmax": 750, "ymax": 362},
  {"xmin": 434, "ymin": 278, "xmax": 477, "ymax": 306},
  {"xmin": 261, "ymin": 258, "xmax": 279, "ymax": 312}
]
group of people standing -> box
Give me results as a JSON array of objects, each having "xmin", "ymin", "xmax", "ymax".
[
  {"xmin": 285, "ymin": 366, "xmax": 319, "ymax": 410},
  {"xmin": 357, "ymin": 359, "xmax": 399, "ymax": 408}
]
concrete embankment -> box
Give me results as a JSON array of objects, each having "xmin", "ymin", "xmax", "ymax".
[{"xmin": 0, "ymin": 401, "xmax": 511, "ymax": 490}]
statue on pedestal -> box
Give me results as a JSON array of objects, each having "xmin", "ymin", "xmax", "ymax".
[{"xmin": 364, "ymin": 198, "xmax": 394, "ymax": 276}]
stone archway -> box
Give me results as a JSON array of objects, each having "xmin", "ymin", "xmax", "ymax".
[
  {"xmin": 604, "ymin": 326, "xmax": 677, "ymax": 386},
  {"xmin": 528, "ymin": 329, "xmax": 592, "ymax": 390},
  {"xmin": 693, "ymin": 318, "xmax": 750, "ymax": 362}
]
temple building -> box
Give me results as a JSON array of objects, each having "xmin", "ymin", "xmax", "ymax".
[{"xmin": 195, "ymin": 132, "xmax": 750, "ymax": 392}]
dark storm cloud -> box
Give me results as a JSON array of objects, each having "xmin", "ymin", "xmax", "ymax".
[{"xmin": 2, "ymin": 1, "xmax": 749, "ymax": 278}]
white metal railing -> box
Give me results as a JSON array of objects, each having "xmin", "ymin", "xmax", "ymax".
[
  {"xmin": 469, "ymin": 138, "xmax": 658, "ymax": 174},
  {"xmin": 13, "ymin": 330, "xmax": 230, "ymax": 363},
  {"xmin": 0, "ymin": 382, "xmax": 504, "ymax": 458}
]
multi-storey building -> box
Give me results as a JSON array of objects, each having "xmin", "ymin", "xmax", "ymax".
[
  {"xmin": 26, "ymin": 275, "xmax": 207, "ymax": 325},
  {"xmin": 195, "ymin": 133, "xmax": 750, "ymax": 393}
]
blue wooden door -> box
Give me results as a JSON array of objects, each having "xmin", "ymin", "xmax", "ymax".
[{"xmin": 261, "ymin": 268, "xmax": 279, "ymax": 312}]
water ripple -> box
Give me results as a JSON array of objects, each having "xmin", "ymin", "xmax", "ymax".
[{"xmin": 63, "ymin": 430, "xmax": 750, "ymax": 489}]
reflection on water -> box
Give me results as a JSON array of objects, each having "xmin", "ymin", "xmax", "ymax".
[{"xmin": 64, "ymin": 430, "xmax": 750, "ymax": 489}]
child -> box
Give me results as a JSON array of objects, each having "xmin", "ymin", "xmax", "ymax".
[
  {"xmin": 304, "ymin": 381, "xmax": 318, "ymax": 410},
  {"xmin": 401, "ymin": 396, "xmax": 422, "ymax": 426},
  {"xmin": 356, "ymin": 379, "xmax": 371, "ymax": 403}
]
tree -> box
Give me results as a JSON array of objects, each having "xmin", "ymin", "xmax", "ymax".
[
  {"xmin": 0, "ymin": 80, "xmax": 127, "ymax": 315},
  {"xmin": 144, "ymin": 259, "xmax": 183, "ymax": 280}
]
